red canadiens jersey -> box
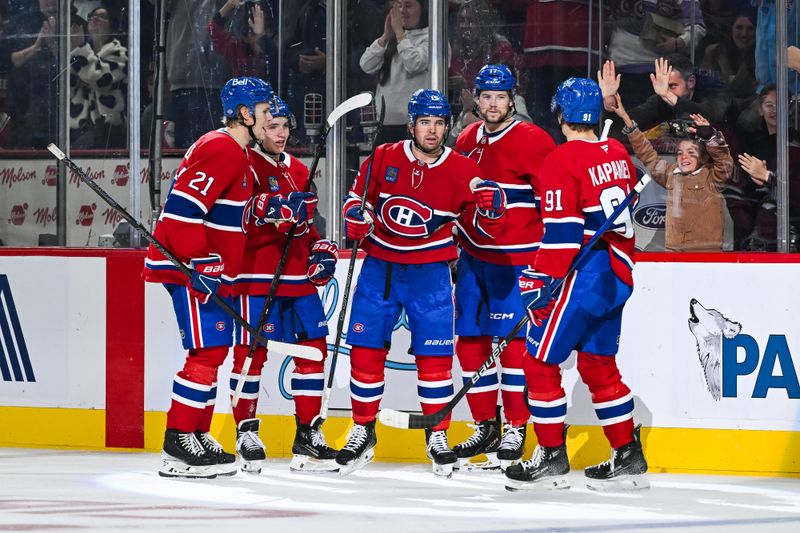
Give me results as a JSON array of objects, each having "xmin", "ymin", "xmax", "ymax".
[
  {"xmin": 345, "ymin": 140, "xmax": 486, "ymax": 264},
  {"xmin": 454, "ymin": 120, "xmax": 556, "ymax": 266},
  {"xmin": 237, "ymin": 147, "xmax": 320, "ymax": 297},
  {"xmin": 534, "ymin": 137, "xmax": 637, "ymax": 286},
  {"xmin": 144, "ymin": 129, "xmax": 256, "ymax": 295}
]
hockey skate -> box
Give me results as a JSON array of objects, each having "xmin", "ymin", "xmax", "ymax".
[
  {"xmin": 195, "ymin": 430, "xmax": 238, "ymax": 476},
  {"xmin": 236, "ymin": 418, "xmax": 266, "ymax": 474},
  {"xmin": 290, "ymin": 421, "xmax": 339, "ymax": 473},
  {"xmin": 159, "ymin": 429, "xmax": 217, "ymax": 479},
  {"xmin": 504, "ymin": 442, "xmax": 570, "ymax": 491},
  {"xmin": 497, "ymin": 424, "xmax": 526, "ymax": 471},
  {"xmin": 336, "ymin": 421, "xmax": 377, "ymax": 476},
  {"xmin": 452, "ymin": 419, "xmax": 501, "ymax": 472},
  {"xmin": 585, "ymin": 425, "xmax": 649, "ymax": 491},
  {"xmin": 425, "ymin": 429, "xmax": 458, "ymax": 479}
]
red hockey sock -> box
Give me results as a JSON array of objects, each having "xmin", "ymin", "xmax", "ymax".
[
  {"xmin": 292, "ymin": 338, "xmax": 327, "ymax": 425},
  {"xmin": 577, "ymin": 352, "xmax": 635, "ymax": 449},
  {"xmin": 349, "ymin": 347, "xmax": 387, "ymax": 425},
  {"xmin": 416, "ymin": 355, "xmax": 454, "ymax": 432},
  {"xmin": 230, "ymin": 344, "xmax": 268, "ymax": 425},
  {"xmin": 166, "ymin": 346, "xmax": 228, "ymax": 433},
  {"xmin": 499, "ymin": 338, "xmax": 530, "ymax": 426},
  {"xmin": 523, "ymin": 355, "xmax": 566, "ymax": 447},
  {"xmin": 455, "ymin": 336, "xmax": 498, "ymax": 422}
]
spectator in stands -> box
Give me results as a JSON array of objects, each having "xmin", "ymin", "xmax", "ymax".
[
  {"xmin": 729, "ymin": 85, "xmax": 800, "ymax": 251},
  {"xmin": 607, "ymin": 0, "xmax": 706, "ymax": 109},
  {"xmin": 6, "ymin": 0, "xmax": 63, "ymax": 148},
  {"xmin": 360, "ymin": 0, "xmax": 429, "ymax": 144},
  {"xmin": 613, "ymin": 93, "xmax": 734, "ymax": 252},
  {"xmin": 208, "ymin": 0, "xmax": 278, "ymax": 86},
  {"xmin": 165, "ymin": 0, "xmax": 232, "ymax": 148},
  {"xmin": 700, "ymin": 7, "xmax": 757, "ymax": 119},
  {"xmin": 599, "ymin": 56, "xmax": 732, "ymax": 134},
  {"xmin": 70, "ymin": 4, "xmax": 128, "ymax": 149},
  {"xmin": 447, "ymin": 0, "xmax": 529, "ymax": 139},
  {"xmin": 284, "ymin": 0, "xmax": 327, "ymax": 145}
]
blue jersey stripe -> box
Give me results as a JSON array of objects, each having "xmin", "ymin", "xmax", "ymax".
[
  {"xmin": 206, "ymin": 203, "xmax": 246, "ymax": 231},
  {"xmin": 500, "ymin": 373, "xmax": 526, "ymax": 387},
  {"xmin": 163, "ymin": 194, "xmax": 205, "ymax": 221},
  {"xmin": 542, "ymin": 221, "xmax": 583, "ymax": 245}
]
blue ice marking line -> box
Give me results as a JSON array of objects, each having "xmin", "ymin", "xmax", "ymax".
[{"xmin": 0, "ymin": 274, "xmax": 35, "ymax": 382}]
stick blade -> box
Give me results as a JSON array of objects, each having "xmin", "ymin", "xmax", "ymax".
[
  {"xmin": 378, "ymin": 409, "xmax": 411, "ymax": 429},
  {"xmin": 326, "ymin": 92, "xmax": 373, "ymax": 127},
  {"xmin": 268, "ymin": 340, "xmax": 323, "ymax": 361},
  {"xmin": 47, "ymin": 144, "xmax": 66, "ymax": 160}
]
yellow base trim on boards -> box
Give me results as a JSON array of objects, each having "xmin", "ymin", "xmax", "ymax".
[{"xmin": 2, "ymin": 407, "xmax": 799, "ymax": 476}]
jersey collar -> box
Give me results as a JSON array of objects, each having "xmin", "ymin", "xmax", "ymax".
[
  {"xmin": 252, "ymin": 146, "xmax": 290, "ymax": 168},
  {"xmin": 403, "ymin": 139, "xmax": 451, "ymax": 168},
  {"xmin": 477, "ymin": 119, "xmax": 519, "ymax": 145}
]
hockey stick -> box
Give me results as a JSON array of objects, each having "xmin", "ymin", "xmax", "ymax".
[
  {"xmin": 600, "ymin": 118, "xmax": 613, "ymax": 141},
  {"xmin": 379, "ymin": 173, "xmax": 653, "ymax": 429},
  {"xmin": 231, "ymin": 91, "xmax": 373, "ymax": 407},
  {"xmin": 46, "ymin": 143, "xmax": 323, "ymax": 362},
  {"xmin": 311, "ymin": 96, "xmax": 386, "ymax": 430}
]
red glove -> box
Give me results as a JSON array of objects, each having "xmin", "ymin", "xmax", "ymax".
[
  {"xmin": 472, "ymin": 179, "xmax": 506, "ymax": 219},
  {"xmin": 518, "ymin": 268, "xmax": 555, "ymax": 327},
  {"xmin": 344, "ymin": 206, "xmax": 374, "ymax": 240}
]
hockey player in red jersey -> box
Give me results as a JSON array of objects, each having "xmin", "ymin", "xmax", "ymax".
[
  {"xmin": 452, "ymin": 64, "xmax": 556, "ymax": 471},
  {"xmin": 504, "ymin": 78, "xmax": 649, "ymax": 491},
  {"xmin": 144, "ymin": 77, "xmax": 275, "ymax": 479},
  {"xmin": 232, "ymin": 95, "xmax": 338, "ymax": 474},
  {"xmin": 334, "ymin": 89, "xmax": 506, "ymax": 478}
]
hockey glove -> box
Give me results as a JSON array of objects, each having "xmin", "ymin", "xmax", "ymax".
[
  {"xmin": 518, "ymin": 268, "xmax": 555, "ymax": 327},
  {"xmin": 250, "ymin": 193, "xmax": 295, "ymax": 227},
  {"xmin": 472, "ymin": 180, "xmax": 506, "ymax": 219},
  {"xmin": 189, "ymin": 254, "xmax": 224, "ymax": 304},
  {"xmin": 307, "ymin": 239, "xmax": 339, "ymax": 286},
  {"xmin": 344, "ymin": 206, "xmax": 375, "ymax": 241},
  {"xmin": 286, "ymin": 192, "xmax": 316, "ymax": 223}
]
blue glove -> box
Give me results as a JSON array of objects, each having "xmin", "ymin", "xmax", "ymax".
[
  {"xmin": 250, "ymin": 193, "xmax": 293, "ymax": 227},
  {"xmin": 344, "ymin": 205, "xmax": 375, "ymax": 240},
  {"xmin": 518, "ymin": 268, "xmax": 554, "ymax": 327},
  {"xmin": 307, "ymin": 239, "xmax": 339, "ymax": 286},
  {"xmin": 472, "ymin": 180, "xmax": 506, "ymax": 219},
  {"xmin": 189, "ymin": 254, "xmax": 224, "ymax": 304},
  {"xmin": 286, "ymin": 192, "xmax": 317, "ymax": 223}
]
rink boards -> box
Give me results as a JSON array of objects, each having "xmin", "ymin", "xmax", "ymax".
[{"xmin": 0, "ymin": 249, "xmax": 799, "ymax": 475}]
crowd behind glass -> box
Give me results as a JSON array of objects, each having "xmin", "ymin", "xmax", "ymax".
[{"xmin": 0, "ymin": 0, "xmax": 797, "ymax": 251}]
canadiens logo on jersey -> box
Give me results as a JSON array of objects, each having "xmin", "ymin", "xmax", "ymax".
[
  {"xmin": 268, "ymin": 176, "xmax": 280, "ymax": 192},
  {"xmin": 380, "ymin": 196, "xmax": 433, "ymax": 238}
]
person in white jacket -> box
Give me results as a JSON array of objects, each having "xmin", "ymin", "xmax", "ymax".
[{"xmin": 360, "ymin": 0, "xmax": 429, "ymax": 143}]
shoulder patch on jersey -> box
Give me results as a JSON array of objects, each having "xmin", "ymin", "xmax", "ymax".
[
  {"xmin": 385, "ymin": 166, "xmax": 399, "ymax": 183},
  {"xmin": 268, "ymin": 176, "xmax": 280, "ymax": 192}
]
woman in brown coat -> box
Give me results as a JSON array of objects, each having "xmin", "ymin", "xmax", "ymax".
[{"xmin": 611, "ymin": 94, "xmax": 734, "ymax": 252}]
